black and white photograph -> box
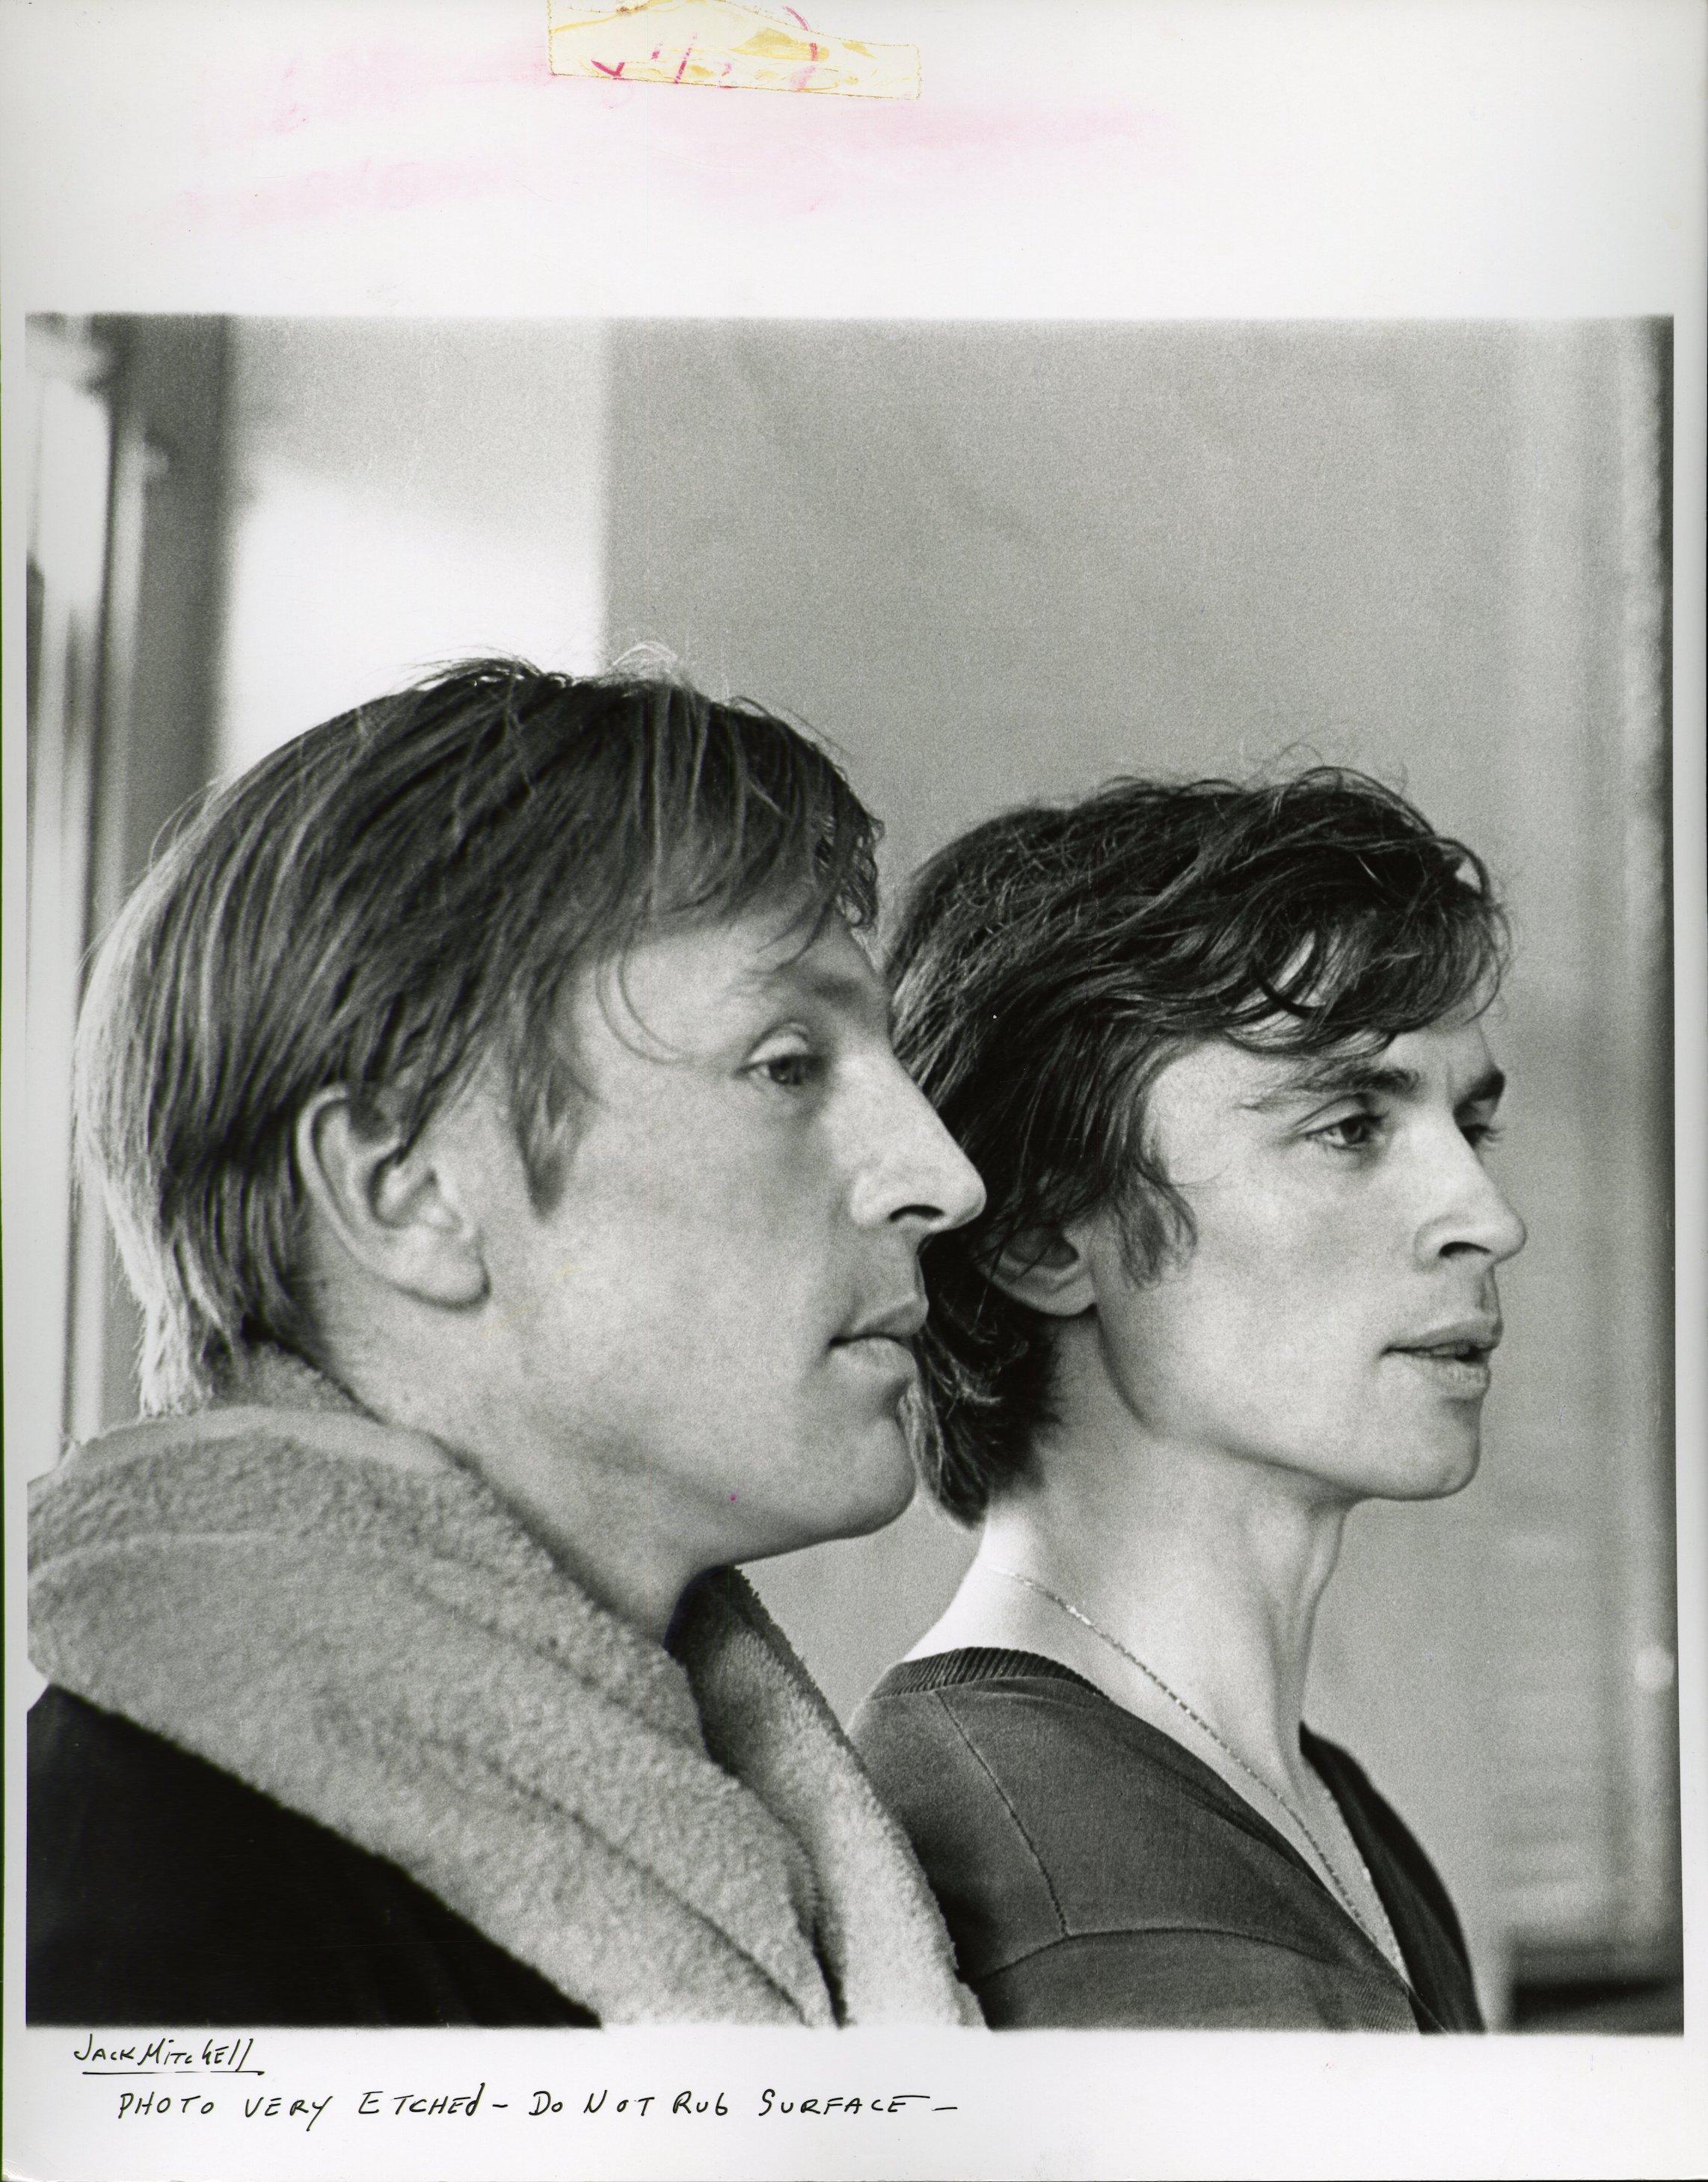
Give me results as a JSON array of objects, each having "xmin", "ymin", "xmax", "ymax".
[{"xmin": 4, "ymin": 8, "xmax": 1704, "ymax": 2182}]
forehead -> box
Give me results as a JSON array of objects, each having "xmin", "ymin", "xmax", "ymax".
[
  {"xmin": 583, "ymin": 900, "xmax": 888, "ymax": 1054},
  {"xmin": 1152, "ymin": 1017, "xmax": 1505, "ymax": 1127}
]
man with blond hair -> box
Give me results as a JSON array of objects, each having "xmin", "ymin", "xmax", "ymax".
[{"xmin": 29, "ymin": 660, "xmax": 985, "ymax": 2027}]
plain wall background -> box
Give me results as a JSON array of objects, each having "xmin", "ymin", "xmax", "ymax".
[{"xmin": 218, "ymin": 318, "xmax": 609, "ymax": 777}]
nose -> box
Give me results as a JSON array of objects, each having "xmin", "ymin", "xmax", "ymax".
[
  {"xmin": 1414, "ymin": 1131, "xmax": 1527, "ymax": 1269},
  {"xmin": 847, "ymin": 1058, "xmax": 986, "ymax": 1236}
]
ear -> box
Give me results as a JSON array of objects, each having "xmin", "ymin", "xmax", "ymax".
[
  {"xmin": 294, "ymin": 1089, "xmax": 488, "ymax": 1309},
  {"xmin": 985, "ymin": 1225, "xmax": 1098, "ymax": 1318}
]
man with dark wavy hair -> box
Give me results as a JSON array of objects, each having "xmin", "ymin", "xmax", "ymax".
[
  {"xmin": 853, "ymin": 769, "xmax": 1526, "ymax": 2032},
  {"xmin": 28, "ymin": 660, "xmax": 986, "ymax": 2028}
]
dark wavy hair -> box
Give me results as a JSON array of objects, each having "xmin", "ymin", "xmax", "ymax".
[
  {"xmin": 889, "ymin": 767, "xmax": 1508, "ymax": 1522},
  {"xmin": 76, "ymin": 658, "xmax": 878, "ymax": 1412}
]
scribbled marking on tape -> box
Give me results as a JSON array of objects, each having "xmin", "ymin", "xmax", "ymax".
[{"xmin": 547, "ymin": 0, "xmax": 921, "ymax": 99}]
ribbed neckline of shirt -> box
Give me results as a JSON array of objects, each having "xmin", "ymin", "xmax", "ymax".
[{"xmin": 873, "ymin": 1646, "xmax": 1102, "ymax": 1696}]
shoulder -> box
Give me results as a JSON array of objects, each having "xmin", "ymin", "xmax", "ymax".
[
  {"xmin": 853, "ymin": 1660, "xmax": 1415, "ymax": 2031},
  {"xmin": 28, "ymin": 1688, "xmax": 592, "ymax": 2027},
  {"xmin": 857, "ymin": 1656, "xmax": 1318, "ymax": 1943},
  {"xmin": 854, "ymin": 1660, "xmax": 1090, "ymax": 1970}
]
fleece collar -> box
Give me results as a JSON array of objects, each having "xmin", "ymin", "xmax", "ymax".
[{"xmin": 28, "ymin": 1358, "xmax": 978, "ymax": 2026}]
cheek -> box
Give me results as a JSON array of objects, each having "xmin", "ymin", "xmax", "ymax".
[
  {"xmin": 1118, "ymin": 1194, "xmax": 1377, "ymax": 1404},
  {"xmin": 565, "ymin": 1115, "xmax": 836, "ymax": 1277},
  {"xmin": 1194, "ymin": 1178, "xmax": 1377, "ymax": 1315}
]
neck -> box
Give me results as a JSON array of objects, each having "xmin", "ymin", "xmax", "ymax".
[
  {"xmin": 298, "ymin": 1324, "xmax": 708, "ymax": 1644},
  {"xmin": 921, "ymin": 1428, "xmax": 1353, "ymax": 1792}
]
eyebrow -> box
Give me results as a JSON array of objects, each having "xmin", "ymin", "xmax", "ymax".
[
  {"xmin": 1242, "ymin": 1055, "xmax": 1507, "ymax": 1114},
  {"xmin": 750, "ymin": 953, "xmax": 893, "ymax": 1032}
]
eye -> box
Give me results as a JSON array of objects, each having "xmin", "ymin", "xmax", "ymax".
[
  {"xmin": 1306, "ymin": 1105, "xmax": 1384, "ymax": 1153},
  {"xmin": 1460, "ymin": 1116, "xmax": 1504, "ymax": 1152},
  {"xmin": 748, "ymin": 1045, "xmax": 824, "ymax": 1092}
]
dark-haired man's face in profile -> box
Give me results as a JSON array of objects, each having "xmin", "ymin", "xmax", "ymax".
[
  {"xmin": 1081, "ymin": 1015, "xmax": 1526, "ymax": 1504},
  {"xmin": 446, "ymin": 896, "xmax": 985, "ymax": 1579}
]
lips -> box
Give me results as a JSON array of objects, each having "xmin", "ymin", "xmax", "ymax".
[
  {"xmin": 829, "ymin": 1294, "xmax": 927, "ymax": 1397},
  {"xmin": 835, "ymin": 1294, "xmax": 929, "ymax": 1346},
  {"xmin": 1388, "ymin": 1318, "xmax": 1502, "ymax": 1363},
  {"xmin": 1386, "ymin": 1317, "xmax": 1501, "ymax": 1398}
]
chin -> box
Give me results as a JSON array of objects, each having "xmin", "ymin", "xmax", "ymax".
[
  {"xmin": 829, "ymin": 1422, "xmax": 920, "ymax": 1537},
  {"xmin": 1374, "ymin": 1433, "xmax": 1484, "ymax": 1502},
  {"xmin": 739, "ymin": 1420, "xmax": 918, "ymax": 1564}
]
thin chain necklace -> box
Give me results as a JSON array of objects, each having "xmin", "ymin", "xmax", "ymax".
[{"xmin": 989, "ymin": 1564, "xmax": 1404, "ymax": 1974}]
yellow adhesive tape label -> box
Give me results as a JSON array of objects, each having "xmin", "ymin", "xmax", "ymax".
[{"xmin": 547, "ymin": 0, "xmax": 921, "ymax": 99}]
